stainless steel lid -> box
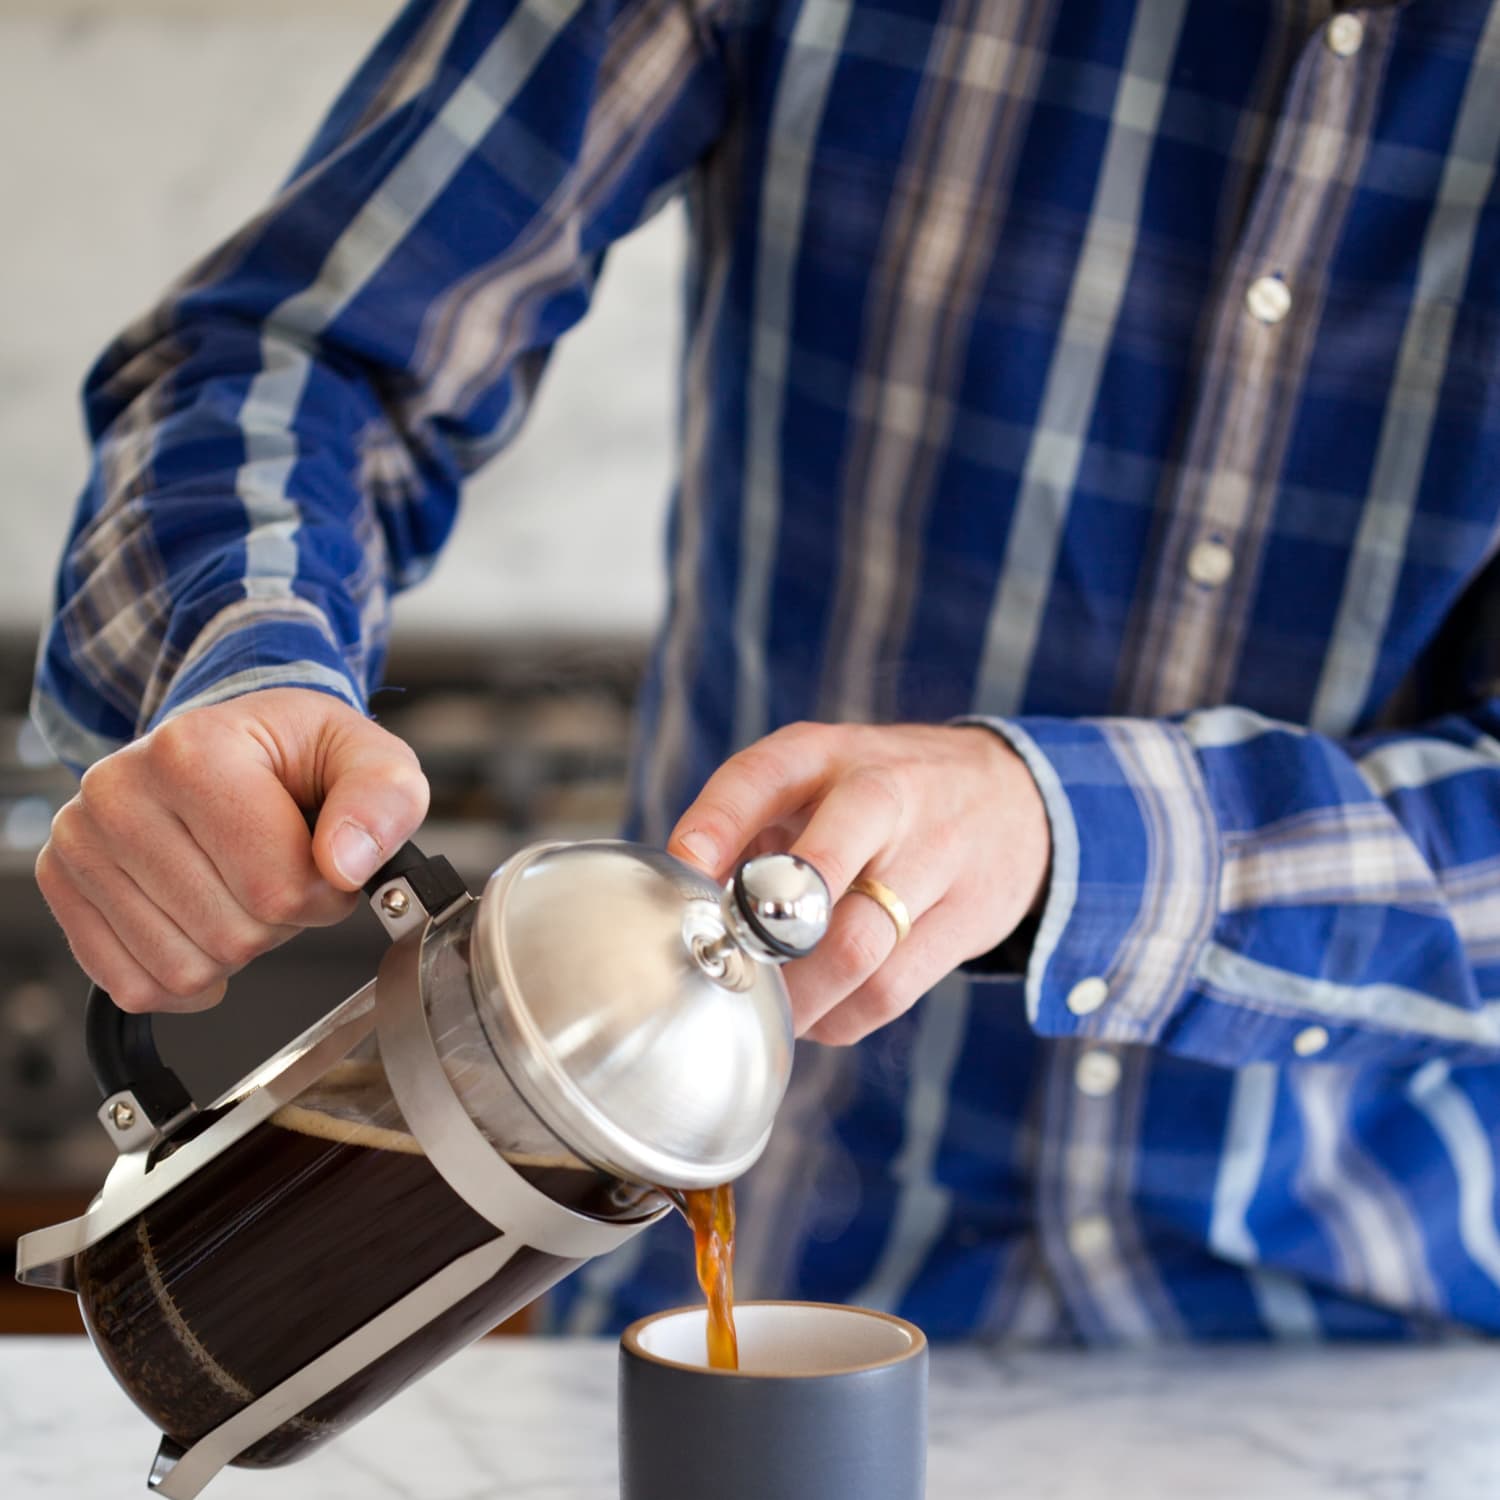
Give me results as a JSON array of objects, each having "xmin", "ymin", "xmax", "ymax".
[{"xmin": 467, "ymin": 841, "xmax": 830, "ymax": 1191}]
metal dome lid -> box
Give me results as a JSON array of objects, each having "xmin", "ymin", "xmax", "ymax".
[{"xmin": 467, "ymin": 841, "xmax": 830, "ymax": 1191}]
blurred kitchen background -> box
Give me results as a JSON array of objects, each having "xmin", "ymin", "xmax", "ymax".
[{"xmin": 0, "ymin": 0, "xmax": 683, "ymax": 1330}]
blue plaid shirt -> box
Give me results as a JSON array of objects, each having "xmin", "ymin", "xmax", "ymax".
[{"xmin": 37, "ymin": 0, "xmax": 1500, "ymax": 1341}]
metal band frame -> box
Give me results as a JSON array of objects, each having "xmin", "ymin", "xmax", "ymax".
[
  {"xmin": 374, "ymin": 932, "xmax": 659, "ymax": 1258},
  {"xmin": 16, "ymin": 982, "xmax": 381, "ymax": 1289},
  {"xmin": 145, "ymin": 927, "xmax": 655, "ymax": 1496},
  {"xmin": 148, "ymin": 1233, "xmax": 521, "ymax": 1499},
  {"xmin": 23, "ymin": 901, "xmax": 658, "ymax": 1499}
]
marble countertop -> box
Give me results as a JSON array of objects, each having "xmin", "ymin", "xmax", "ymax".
[{"xmin": 3, "ymin": 1335, "xmax": 1499, "ymax": 1498}]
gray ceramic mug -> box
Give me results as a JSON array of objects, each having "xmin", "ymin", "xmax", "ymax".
[{"xmin": 619, "ymin": 1300, "xmax": 927, "ymax": 1499}]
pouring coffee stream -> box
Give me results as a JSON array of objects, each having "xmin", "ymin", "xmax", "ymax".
[
  {"xmin": 17, "ymin": 838, "xmax": 830, "ymax": 1496},
  {"xmin": 662, "ymin": 1183, "xmax": 740, "ymax": 1370}
]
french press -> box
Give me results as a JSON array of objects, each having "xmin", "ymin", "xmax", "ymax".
[{"xmin": 16, "ymin": 838, "xmax": 830, "ymax": 1498}]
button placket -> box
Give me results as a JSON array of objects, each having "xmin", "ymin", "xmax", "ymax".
[
  {"xmin": 1036, "ymin": 1042, "xmax": 1139, "ymax": 1334},
  {"xmin": 1116, "ymin": 15, "xmax": 1389, "ymax": 720}
]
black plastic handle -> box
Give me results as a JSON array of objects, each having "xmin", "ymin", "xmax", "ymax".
[
  {"xmin": 362, "ymin": 839, "xmax": 466, "ymax": 913},
  {"xmin": 85, "ymin": 984, "xmax": 194, "ymax": 1125},
  {"xmin": 83, "ymin": 840, "xmax": 465, "ymax": 1124}
]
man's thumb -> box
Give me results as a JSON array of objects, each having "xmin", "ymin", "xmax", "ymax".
[{"xmin": 309, "ymin": 720, "xmax": 430, "ymax": 892}]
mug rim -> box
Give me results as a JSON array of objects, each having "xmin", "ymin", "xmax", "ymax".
[{"xmin": 620, "ymin": 1299, "xmax": 928, "ymax": 1380}]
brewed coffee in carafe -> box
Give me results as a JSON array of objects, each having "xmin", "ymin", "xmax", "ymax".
[{"xmin": 75, "ymin": 1031, "xmax": 656, "ymax": 1467}]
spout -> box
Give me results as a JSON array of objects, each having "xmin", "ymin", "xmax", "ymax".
[{"xmin": 15, "ymin": 1221, "xmax": 83, "ymax": 1292}]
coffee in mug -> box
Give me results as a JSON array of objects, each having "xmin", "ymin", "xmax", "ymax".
[{"xmin": 620, "ymin": 1301, "xmax": 928, "ymax": 1500}]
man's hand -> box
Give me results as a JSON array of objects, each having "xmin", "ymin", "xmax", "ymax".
[
  {"xmin": 35, "ymin": 688, "xmax": 429, "ymax": 1014},
  {"xmin": 668, "ymin": 723, "xmax": 1050, "ymax": 1044}
]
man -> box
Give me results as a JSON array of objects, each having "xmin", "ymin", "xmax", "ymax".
[{"xmin": 33, "ymin": 0, "xmax": 1500, "ymax": 1341}]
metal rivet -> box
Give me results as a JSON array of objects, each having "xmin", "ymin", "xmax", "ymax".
[
  {"xmin": 380, "ymin": 887, "xmax": 411, "ymax": 919},
  {"xmin": 110, "ymin": 1100, "xmax": 136, "ymax": 1131}
]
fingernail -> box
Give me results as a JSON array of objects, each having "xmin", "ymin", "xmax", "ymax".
[
  {"xmin": 676, "ymin": 830, "xmax": 718, "ymax": 872},
  {"xmin": 331, "ymin": 822, "xmax": 382, "ymax": 885}
]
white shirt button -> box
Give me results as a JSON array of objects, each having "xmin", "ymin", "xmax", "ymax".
[
  {"xmin": 1246, "ymin": 274, "xmax": 1292, "ymax": 324},
  {"xmin": 1067, "ymin": 1213, "xmax": 1113, "ymax": 1259},
  {"xmin": 1066, "ymin": 976, "xmax": 1109, "ymax": 1016},
  {"xmin": 1326, "ymin": 13, "xmax": 1364, "ymax": 57},
  {"xmin": 1074, "ymin": 1049, "xmax": 1122, "ymax": 1098},
  {"xmin": 1187, "ymin": 538, "xmax": 1235, "ymax": 587},
  {"xmin": 1293, "ymin": 1025, "xmax": 1330, "ymax": 1057}
]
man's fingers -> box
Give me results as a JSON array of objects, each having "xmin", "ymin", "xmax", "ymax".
[
  {"xmin": 310, "ymin": 717, "xmax": 431, "ymax": 893},
  {"xmin": 46, "ymin": 828, "xmax": 232, "ymax": 1004},
  {"xmin": 785, "ymin": 766, "xmax": 902, "ymax": 900},
  {"xmin": 35, "ymin": 845, "xmax": 222, "ymax": 1014},
  {"xmin": 142, "ymin": 718, "xmax": 356, "ymax": 928},
  {"xmin": 668, "ymin": 723, "xmax": 843, "ymax": 878},
  {"xmin": 35, "ymin": 690, "xmax": 430, "ymax": 1017},
  {"xmin": 77, "ymin": 775, "xmax": 294, "ymax": 968},
  {"xmin": 785, "ymin": 896, "xmax": 899, "ymax": 1035},
  {"xmin": 787, "ymin": 861, "xmax": 951, "ymax": 1035},
  {"xmin": 189, "ymin": 772, "xmax": 357, "ymax": 929},
  {"xmin": 803, "ymin": 902, "xmax": 966, "ymax": 1046},
  {"xmin": 663, "ymin": 719, "xmax": 1047, "ymax": 1047}
]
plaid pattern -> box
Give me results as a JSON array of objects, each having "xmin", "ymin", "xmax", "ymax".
[{"xmin": 35, "ymin": 0, "xmax": 1500, "ymax": 1340}]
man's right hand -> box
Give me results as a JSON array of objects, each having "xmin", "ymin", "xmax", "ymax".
[{"xmin": 35, "ymin": 687, "xmax": 429, "ymax": 1014}]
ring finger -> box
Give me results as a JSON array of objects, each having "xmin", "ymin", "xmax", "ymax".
[
  {"xmin": 804, "ymin": 899, "xmax": 969, "ymax": 1046},
  {"xmin": 785, "ymin": 768, "xmax": 904, "ymax": 900},
  {"xmin": 784, "ymin": 857, "xmax": 945, "ymax": 1035}
]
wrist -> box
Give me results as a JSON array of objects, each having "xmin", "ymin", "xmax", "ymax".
[
  {"xmin": 949, "ymin": 720, "xmax": 1052, "ymax": 962},
  {"xmin": 954, "ymin": 722, "xmax": 1051, "ymax": 905}
]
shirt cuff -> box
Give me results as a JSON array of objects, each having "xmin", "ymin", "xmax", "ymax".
[
  {"xmin": 963, "ymin": 715, "xmax": 1221, "ymax": 1045},
  {"xmin": 146, "ymin": 601, "xmax": 368, "ymax": 730}
]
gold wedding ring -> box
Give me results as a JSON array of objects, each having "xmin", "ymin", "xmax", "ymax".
[{"xmin": 848, "ymin": 875, "xmax": 912, "ymax": 944}]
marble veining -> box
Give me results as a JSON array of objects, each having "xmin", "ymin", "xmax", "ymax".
[{"xmin": 3, "ymin": 1336, "xmax": 1498, "ymax": 1498}]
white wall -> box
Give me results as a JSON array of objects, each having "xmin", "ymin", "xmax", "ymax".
[{"xmin": 0, "ymin": 0, "xmax": 682, "ymax": 642}]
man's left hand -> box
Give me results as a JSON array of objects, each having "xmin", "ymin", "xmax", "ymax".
[{"xmin": 667, "ymin": 723, "xmax": 1051, "ymax": 1044}]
